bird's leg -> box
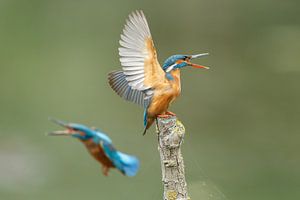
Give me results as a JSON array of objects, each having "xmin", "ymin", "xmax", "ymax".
[
  {"xmin": 102, "ymin": 166, "xmax": 109, "ymax": 176},
  {"xmin": 157, "ymin": 111, "xmax": 176, "ymax": 118},
  {"xmin": 165, "ymin": 111, "xmax": 176, "ymax": 116},
  {"xmin": 157, "ymin": 114, "xmax": 170, "ymax": 118}
]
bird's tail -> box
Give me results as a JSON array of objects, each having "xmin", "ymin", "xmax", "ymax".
[
  {"xmin": 115, "ymin": 151, "xmax": 140, "ymax": 177},
  {"xmin": 142, "ymin": 127, "xmax": 147, "ymax": 135},
  {"xmin": 102, "ymin": 142, "xmax": 139, "ymax": 176},
  {"xmin": 142, "ymin": 117, "xmax": 155, "ymax": 135}
]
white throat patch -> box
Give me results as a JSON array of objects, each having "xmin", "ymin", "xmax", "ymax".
[{"xmin": 166, "ymin": 63, "xmax": 177, "ymax": 73}]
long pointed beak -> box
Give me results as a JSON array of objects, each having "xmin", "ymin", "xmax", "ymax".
[
  {"xmin": 189, "ymin": 53, "xmax": 210, "ymax": 69},
  {"xmin": 48, "ymin": 117, "xmax": 72, "ymax": 136},
  {"xmin": 49, "ymin": 117, "xmax": 69, "ymax": 127},
  {"xmin": 189, "ymin": 63, "xmax": 210, "ymax": 69},
  {"xmin": 47, "ymin": 130, "xmax": 71, "ymax": 136},
  {"xmin": 190, "ymin": 53, "xmax": 209, "ymax": 59}
]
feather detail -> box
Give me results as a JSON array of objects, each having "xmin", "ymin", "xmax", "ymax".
[
  {"xmin": 118, "ymin": 10, "xmax": 166, "ymax": 91},
  {"xmin": 101, "ymin": 142, "xmax": 139, "ymax": 177},
  {"xmin": 108, "ymin": 70, "xmax": 152, "ymax": 107}
]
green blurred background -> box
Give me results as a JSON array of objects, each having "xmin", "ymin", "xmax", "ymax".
[{"xmin": 1, "ymin": 0, "xmax": 300, "ymax": 199}]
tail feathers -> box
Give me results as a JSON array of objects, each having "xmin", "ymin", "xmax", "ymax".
[
  {"xmin": 116, "ymin": 151, "xmax": 140, "ymax": 177},
  {"xmin": 102, "ymin": 142, "xmax": 140, "ymax": 176},
  {"xmin": 142, "ymin": 117, "xmax": 154, "ymax": 135},
  {"xmin": 142, "ymin": 126, "xmax": 147, "ymax": 135}
]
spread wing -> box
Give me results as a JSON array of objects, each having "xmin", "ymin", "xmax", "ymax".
[
  {"xmin": 108, "ymin": 70, "xmax": 151, "ymax": 107},
  {"xmin": 108, "ymin": 10, "xmax": 166, "ymax": 107}
]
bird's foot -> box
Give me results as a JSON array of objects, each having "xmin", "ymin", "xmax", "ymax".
[
  {"xmin": 166, "ymin": 111, "xmax": 176, "ymax": 116},
  {"xmin": 157, "ymin": 114, "xmax": 170, "ymax": 118},
  {"xmin": 157, "ymin": 111, "xmax": 176, "ymax": 118}
]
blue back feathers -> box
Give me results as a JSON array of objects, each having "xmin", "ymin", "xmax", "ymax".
[{"xmin": 68, "ymin": 123, "xmax": 139, "ymax": 176}]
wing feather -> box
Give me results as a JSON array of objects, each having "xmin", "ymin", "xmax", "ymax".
[
  {"xmin": 108, "ymin": 10, "xmax": 165, "ymax": 107},
  {"xmin": 119, "ymin": 10, "xmax": 166, "ymax": 90},
  {"xmin": 108, "ymin": 71, "xmax": 151, "ymax": 107},
  {"xmin": 120, "ymin": 57, "xmax": 144, "ymax": 63},
  {"xmin": 122, "ymin": 66, "xmax": 144, "ymax": 71},
  {"xmin": 123, "ymin": 69, "xmax": 144, "ymax": 76},
  {"xmin": 126, "ymin": 74, "xmax": 144, "ymax": 81}
]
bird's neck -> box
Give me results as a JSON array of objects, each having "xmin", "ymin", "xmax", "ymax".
[
  {"xmin": 168, "ymin": 69, "xmax": 181, "ymax": 94},
  {"xmin": 166, "ymin": 69, "xmax": 180, "ymax": 80},
  {"xmin": 164, "ymin": 69, "xmax": 181, "ymax": 96},
  {"xmin": 170, "ymin": 69, "xmax": 181, "ymax": 83}
]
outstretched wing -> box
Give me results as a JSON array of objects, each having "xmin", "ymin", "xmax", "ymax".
[
  {"xmin": 119, "ymin": 10, "xmax": 166, "ymax": 90},
  {"xmin": 109, "ymin": 10, "xmax": 166, "ymax": 106},
  {"xmin": 108, "ymin": 70, "xmax": 152, "ymax": 108},
  {"xmin": 100, "ymin": 142, "xmax": 140, "ymax": 177}
]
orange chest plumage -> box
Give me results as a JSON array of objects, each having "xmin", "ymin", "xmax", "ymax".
[
  {"xmin": 81, "ymin": 139, "xmax": 114, "ymax": 168},
  {"xmin": 147, "ymin": 69, "xmax": 181, "ymax": 117}
]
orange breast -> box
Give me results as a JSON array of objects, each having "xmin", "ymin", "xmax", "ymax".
[
  {"xmin": 81, "ymin": 139, "xmax": 114, "ymax": 169},
  {"xmin": 147, "ymin": 69, "xmax": 181, "ymax": 117}
]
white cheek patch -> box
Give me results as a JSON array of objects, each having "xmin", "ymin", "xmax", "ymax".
[{"xmin": 166, "ymin": 63, "xmax": 177, "ymax": 73}]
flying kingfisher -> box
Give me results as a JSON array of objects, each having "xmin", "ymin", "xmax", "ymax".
[
  {"xmin": 108, "ymin": 10, "xmax": 209, "ymax": 135},
  {"xmin": 48, "ymin": 118, "xmax": 139, "ymax": 176}
]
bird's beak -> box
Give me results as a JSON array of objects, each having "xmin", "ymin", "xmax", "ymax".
[
  {"xmin": 48, "ymin": 130, "xmax": 71, "ymax": 136},
  {"xmin": 48, "ymin": 118, "xmax": 73, "ymax": 136},
  {"xmin": 188, "ymin": 53, "xmax": 210, "ymax": 69}
]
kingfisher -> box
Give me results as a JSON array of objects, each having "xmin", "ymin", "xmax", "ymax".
[
  {"xmin": 48, "ymin": 118, "xmax": 139, "ymax": 176},
  {"xmin": 108, "ymin": 10, "xmax": 209, "ymax": 135}
]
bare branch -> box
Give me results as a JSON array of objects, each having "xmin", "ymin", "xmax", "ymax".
[{"xmin": 157, "ymin": 116, "xmax": 190, "ymax": 200}]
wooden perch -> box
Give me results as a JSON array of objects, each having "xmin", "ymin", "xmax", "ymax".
[{"xmin": 156, "ymin": 115, "xmax": 190, "ymax": 200}]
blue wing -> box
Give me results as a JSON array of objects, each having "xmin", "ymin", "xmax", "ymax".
[
  {"xmin": 108, "ymin": 70, "xmax": 152, "ymax": 108},
  {"xmin": 101, "ymin": 141, "xmax": 140, "ymax": 176}
]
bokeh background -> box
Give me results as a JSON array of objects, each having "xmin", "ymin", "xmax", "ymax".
[{"xmin": 1, "ymin": 0, "xmax": 300, "ymax": 199}]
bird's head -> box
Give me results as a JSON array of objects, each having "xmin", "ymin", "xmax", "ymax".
[
  {"xmin": 162, "ymin": 53, "xmax": 209, "ymax": 73},
  {"xmin": 48, "ymin": 118, "xmax": 95, "ymax": 140}
]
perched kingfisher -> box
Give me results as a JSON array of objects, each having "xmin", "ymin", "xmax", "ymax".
[
  {"xmin": 108, "ymin": 10, "xmax": 209, "ymax": 135},
  {"xmin": 48, "ymin": 118, "xmax": 139, "ymax": 176}
]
